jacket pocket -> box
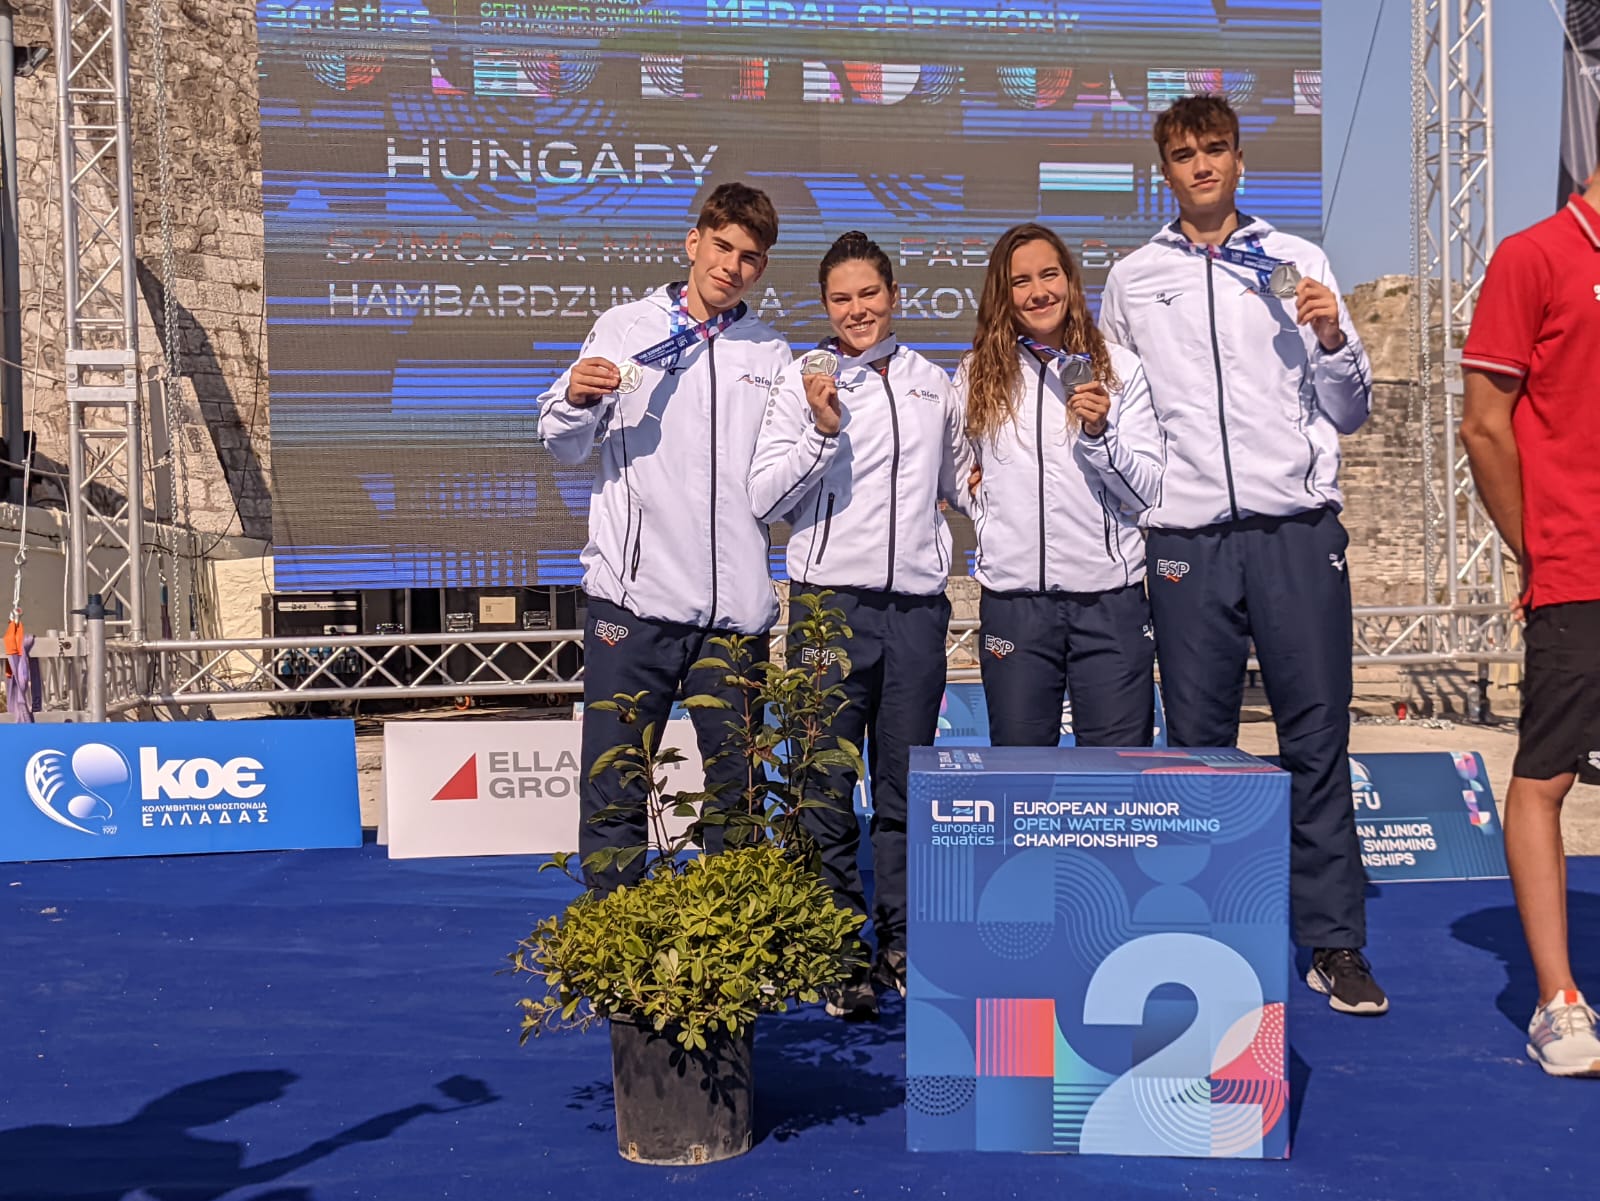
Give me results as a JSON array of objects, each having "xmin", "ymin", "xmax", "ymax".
[{"xmin": 629, "ymin": 509, "xmax": 644, "ymax": 581}]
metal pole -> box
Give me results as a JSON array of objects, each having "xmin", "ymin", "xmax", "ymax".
[
  {"xmin": 0, "ymin": 3, "xmax": 22, "ymax": 508},
  {"xmin": 1438, "ymin": 0, "xmax": 1460, "ymax": 618},
  {"xmin": 110, "ymin": 0, "xmax": 144, "ymax": 643},
  {"xmin": 83, "ymin": 591, "xmax": 105, "ymax": 721},
  {"xmin": 54, "ymin": 0, "xmax": 84, "ymax": 640}
]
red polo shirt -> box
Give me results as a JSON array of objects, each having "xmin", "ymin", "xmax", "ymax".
[{"xmin": 1463, "ymin": 194, "xmax": 1600, "ymax": 609}]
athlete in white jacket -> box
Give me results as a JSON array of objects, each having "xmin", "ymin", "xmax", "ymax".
[
  {"xmin": 961, "ymin": 223, "xmax": 1163, "ymax": 748},
  {"xmin": 748, "ymin": 230, "xmax": 971, "ymax": 1022},
  {"xmin": 1099, "ymin": 95, "xmax": 1385, "ymax": 1017},
  {"xmin": 536, "ymin": 183, "xmax": 791, "ymax": 895}
]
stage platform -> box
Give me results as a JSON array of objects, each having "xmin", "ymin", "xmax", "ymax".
[{"xmin": 3, "ymin": 843, "xmax": 1598, "ymax": 1201}]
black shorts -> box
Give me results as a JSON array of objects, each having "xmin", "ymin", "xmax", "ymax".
[{"xmin": 1516, "ymin": 600, "xmax": 1600, "ymax": 784}]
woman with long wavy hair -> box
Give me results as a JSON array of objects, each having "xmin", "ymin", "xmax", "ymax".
[{"xmin": 959, "ymin": 223, "xmax": 1163, "ymax": 747}]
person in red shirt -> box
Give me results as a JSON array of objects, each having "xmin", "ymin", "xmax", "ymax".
[{"xmin": 1461, "ymin": 161, "xmax": 1600, "ymax": 1078}]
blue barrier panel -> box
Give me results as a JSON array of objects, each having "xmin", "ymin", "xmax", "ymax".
[
  {"xmin": 2, "ymin": 720, "xmax": 362, "ymax": 862},
  {"xmin": 1348, "ymin": 751, "xmax": 1508, "ymax": 883},
  {"xmin": 907, "ymin": 745, "xmax": 1291, "ymax": 1159}
]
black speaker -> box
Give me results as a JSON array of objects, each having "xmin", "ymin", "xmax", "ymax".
[
  {"xmin": 269, "ymin": 591, "xmax": 365, "ymax": 688},
  {"xmin": 440, "ymin": 587, "xmax": 583, "ymax": 695}
]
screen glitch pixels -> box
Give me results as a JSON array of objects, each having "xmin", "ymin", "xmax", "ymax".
[{"xmin": 257, "ymin": 0, "xmax": 1322, "ymax": 589}]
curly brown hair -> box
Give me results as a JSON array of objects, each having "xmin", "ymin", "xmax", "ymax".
[{"xmin": 963, "ymin": 224, "xmax": 1118, "ymax": 443}]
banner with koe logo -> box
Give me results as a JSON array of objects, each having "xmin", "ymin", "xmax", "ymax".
[
  {"xmin": 1, "ymin": 720, "xmax": 361, "ymax": 862},
  {"xmin": 382, "ymin": 718, "xmax": 705, "ymax": 859}
]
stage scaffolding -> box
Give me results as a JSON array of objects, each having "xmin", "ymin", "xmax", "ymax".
[{"xmin": 26, "ymin": 0, "xmax": 1511, "ymax": 722}]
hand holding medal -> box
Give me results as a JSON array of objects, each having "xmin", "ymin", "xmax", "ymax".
[
  {"xmin": 1066, "ymin": 381, "xmax": 1111, "ymax": 437},
  {"xmin": 796, "ymin": 346, "xmax": 841, "ymax": 436},
  {"xmin": 799, "ymin": 352, "xmax": 842, "ymax": 436},
  {"xmin": 1291, "ymin": 274, "xmax": 1348, "ymax": 352},
  {"xmin": 565, "ymin": 356, "xmax": 625, "ymax": 407}
]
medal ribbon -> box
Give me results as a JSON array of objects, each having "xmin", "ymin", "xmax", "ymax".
[
  {"xmin": 818, "ymin": 335, "xmax": 898, "ymax": 368},
  {"xmin": 630, "ymin": 285, "xmax": 748, "ymax": 368},
  {"xmin": 1176, "ymin": 239, "xmax": 1289, "ymax": 294},
  {"xmin": 1017, "ymin": 335, "xmax": 1092, "ymax": 375}
]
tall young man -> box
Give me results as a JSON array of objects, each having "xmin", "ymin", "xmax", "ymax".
[
  {"xmin": 537, "ymin": 182, "xmax": 791, "ymax": 893},
  {"xmin": 1100, "ymin": 95, "xmax": 1385, "ymax": 1015},
  {"xmin": 1460, "ymin": 167, "xmax": 1600, "ymax": 1076}
]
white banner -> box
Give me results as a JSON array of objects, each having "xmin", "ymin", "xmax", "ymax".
[{"xmin": 381, "ymin": 718, "xmax": 705, "ymax": 859}]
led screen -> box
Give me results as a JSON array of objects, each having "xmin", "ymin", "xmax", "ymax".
[{"xmin": 259, "ymin": 0, "xmax": 1323, "ymax": 589}]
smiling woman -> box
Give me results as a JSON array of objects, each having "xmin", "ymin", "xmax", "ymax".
[
  {"xmin": 747, "ymin": 229, "xmax": 976, "ymax": 1022},
  {"xmin": 956, "ymin": 224, "xmax": 1161, "ymax": 756}
]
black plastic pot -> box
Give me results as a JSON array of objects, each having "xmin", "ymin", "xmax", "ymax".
[{"xmin": 608, "ymin": 1016, "xmax": 755, "ymax": 1165}]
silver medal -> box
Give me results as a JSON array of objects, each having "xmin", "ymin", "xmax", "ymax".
[
  {"xmin": 799, "ymin": 348, "xmax": 840, "ymax": 378},
  {"xmin": 1059, "ymin": 356, "xmax": 1094, "ymax": 388},
  {"xmin": 616, "ymin": 360, "xmax": 643, "ymax": 394},
  {"xmin": 1268, "ymin": 262, "xmax": 1302, "ymax": 300}
]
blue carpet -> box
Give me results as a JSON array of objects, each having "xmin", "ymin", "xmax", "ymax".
[{"xmin": 3, "ymin": 844, "xmax": 1599, "ymax": 1200}]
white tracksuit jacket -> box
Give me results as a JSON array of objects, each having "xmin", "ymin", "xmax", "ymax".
[
  {"xmin": 1098, "ymin": 216, "xmax": 1373, "ymax": 530},
  {"xmin": 747, "ymin": 337, "xmax": 973, "ymax": 595},
  {"xmin": 964, "ymin": 343, "xmax": 1163, "ymax": 593},
  {"xmin": 536, "ymin": 285, "xmax": 791, "ymax": 633}
]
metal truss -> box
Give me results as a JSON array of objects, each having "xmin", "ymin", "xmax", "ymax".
[
  {"xmin": 55, "ymin": 0, "xmax": 145, "ymax": 662},
  {"xmin": 65, "ymin": 607, "xmax": 1498, "ymax": 717},
  {"xmin": 1351, "ymin": 604, "xmax": 1516, "ymax": 666},
  {"xmin": 1411, "ymin": 0, "xmax": 1508, "ymax": 655}
]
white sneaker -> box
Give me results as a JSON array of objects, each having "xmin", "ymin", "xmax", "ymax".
[{"xmin": 1526, "ymin": 990, "xmax": 1600, "ymax": 1078}]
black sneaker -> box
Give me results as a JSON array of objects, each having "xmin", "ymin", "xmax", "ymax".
[
  {"xmin": 1307, "ymin": 948, "xmax": 1389, "ymax": 1015},
  {"xmin": 872, "ymin": 949, "xmax": 907, "ymax": 999},
  {"xmin": 825, "ymin": 965, "xmax": 880, "ymax": 1022}
]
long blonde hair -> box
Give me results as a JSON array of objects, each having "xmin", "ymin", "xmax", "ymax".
[{"xmin": 964, "ymin": 224, "xmax": 1119, "ymax": 442}]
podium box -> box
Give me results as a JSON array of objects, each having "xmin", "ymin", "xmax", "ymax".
[{"xmin": 906, "ymin": 746, "xmax": 1291, "ymax": 1159}]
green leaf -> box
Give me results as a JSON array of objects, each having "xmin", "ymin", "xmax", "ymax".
[{"xmin": 680, "ymin": 695, "xmax": 733, "ymax": 710}]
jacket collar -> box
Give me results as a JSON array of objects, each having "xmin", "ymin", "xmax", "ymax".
[
  {"xmin": 830, "ymin": 334, "xmax": 899, "ymax": 371},
  {"xmin": 1151, "ymin": 211, "xmax": 1275, "ymax": 249},
  {"xmin": 647, "ymin": 282, "xmax": 752, "ymax": 327}
]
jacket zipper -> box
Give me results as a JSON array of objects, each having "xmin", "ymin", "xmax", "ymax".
[
  {"xmin": 881, "ymin": 360, "xmax": 901, "ymax": 593},
  {"xmin": 816, "ymin": 493, "xmax": 836, "ymax": 565},
  {"xmin": 707, "ymin": 339, "xmax": 720, "ymax": 624},
  {"xmin": 1205, "ymin": 255, "xmax": 1241, "ymax": 522},
  {"xmin": 804, "ymin": 488, "xmax": 825, "ymax": 574},
  {"xmin": 630, "ymin": 512, "xmax": 644, "ymax": 580},
  {"xmin": 1034, "ymin": 362, "xmax": 1048, "ymax": 590},
  {"xmin": 1100, "ymin": 489, "xmax": 1133, "ymax": 585}
]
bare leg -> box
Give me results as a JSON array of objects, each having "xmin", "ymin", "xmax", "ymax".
[{"xmin": 1504, "ymin": 772, "xmax": 1578, "ymax": 1004}]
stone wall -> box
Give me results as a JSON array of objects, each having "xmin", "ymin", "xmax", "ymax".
[
  {"xmin": 9, "ymin": 1, "xmax": 268, "ymax": 539},
  {"xmin": 1339, "ymin": 276, "xmax": 1428, "ymax": 609}
]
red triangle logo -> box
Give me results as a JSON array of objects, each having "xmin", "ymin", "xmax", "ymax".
[{"xmin": 432, "ymin": 754, "xmax": 477, "ymax": 801}]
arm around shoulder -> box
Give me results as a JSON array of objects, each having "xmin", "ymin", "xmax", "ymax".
[{"xmin": 936, "ymin": 371, "xmax": 977, "ymax": 516}]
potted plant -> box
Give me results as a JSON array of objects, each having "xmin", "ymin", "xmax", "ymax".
[{"xmin": 509, "ymin": 593, "xmax": 867, "ymax": 1165}]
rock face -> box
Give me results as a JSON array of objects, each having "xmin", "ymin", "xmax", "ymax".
[{"xmin": 7, "ymin": 11, "xmax": 1433, "ymax": 611}]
